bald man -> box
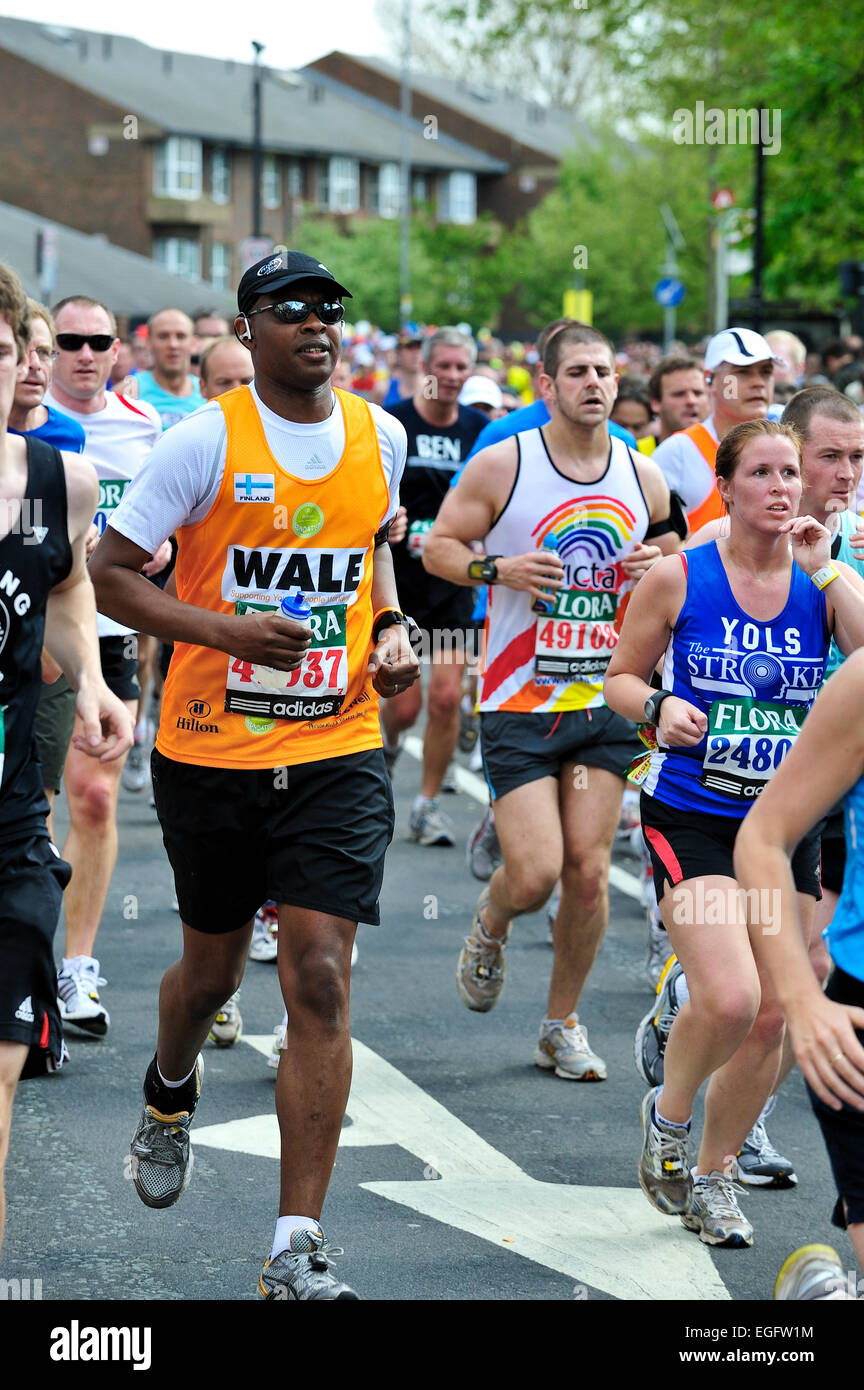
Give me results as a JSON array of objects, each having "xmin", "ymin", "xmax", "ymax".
[
  {"xmin": 198, "ymin": 337, "xmax": 254, "ymax": 400},
  {"xmin": 136, "ymin": 308, "xmax": 204, "ymax": 430}
]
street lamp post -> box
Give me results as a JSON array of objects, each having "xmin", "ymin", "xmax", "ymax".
[
  {"xmin": 399, "ymin": 0, "xmax": 412, "ymax": 323},
  {"xmin": 252, "ymin": 41, "xmax": 265, "ymax": 239}
]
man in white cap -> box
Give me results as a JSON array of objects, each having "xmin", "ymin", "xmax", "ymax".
[
  {"xmin": 460, "ymin": 375, "xmax": 504, "ymax": 420},
  {"xmin": 652, "ymin": 327, "xmax": 783, "ymax": 535}
]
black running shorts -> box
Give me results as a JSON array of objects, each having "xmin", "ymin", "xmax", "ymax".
[
  {"xmin": 410, "ymin": 590, "xmax": 477, "ymax": 652},
  {"xmin": 151, "ymin": 747, "xmax": 395, "ymax": 933},
  {"xmin": 99, "ymin": 634, "xmax": 140, "ymax": 701},
  {"xmin": 641, "ymin": 791, "xmax": 822, "ymax": 903},
  {"xmin": 34, "ymin": 677, "xmax": 77, "ymax": 793},
  {"xmin": 480, "ymin": 706, "xmax": 642, "ymax": 802},
  {"xmin": 806, "ymin": 964, "xmax": 864, "ymax": 1228},
  {"xmin": 820, "ymin": 805, "xmax": 847, "ymax": 896},
  {"xmin": 0, "ymin": 831, "xmax": 71, "ymax": 1077}
]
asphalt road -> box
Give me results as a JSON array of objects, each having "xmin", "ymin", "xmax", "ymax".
[{"xmin": 2, "ymin": 735, "xmax": 856, "ymax": 1320}]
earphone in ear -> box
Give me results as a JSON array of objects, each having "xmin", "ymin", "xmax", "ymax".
[{"xmin": 237, "ymin": 314, "xmax": 252, "ymax": 342}]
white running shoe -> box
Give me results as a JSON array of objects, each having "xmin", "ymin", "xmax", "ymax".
[
  {"xmin": 268, "ymin": 1010, "xmax": 289, "ymax": 1071},
  {"xmin": 122, "ymin": 740, "xmax": 150, "ymax": 794},
  {"xmin": 208, "ymin": 990, "xmax": 243, "ymax": 1047},
  {"xmin": 408, "ymin": 797, "xmax": 455, "ymax": 847},
  {"xmin": 534, "ymin": 1016, "xmax": 607, "ymax": 1081},
  {"xmin": 466, "ymin": 805, "xmax": 502, "ymax": 881},
  {"xmin": 249, "ymin": 903, "xmax": 278, "ymax": 962},
  {"xmin": 57, "ymin": 956, "xmax": 110, "ymax": 1036}
]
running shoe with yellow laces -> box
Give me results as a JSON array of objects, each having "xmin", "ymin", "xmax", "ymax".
[
  {"xmin": 129, "ymin": 1055, "xmax": 202, "ymax": 1209},
  {"xmin": 259, "ymin": 1227, "xmax": 359, "ymax": 1300},
  {"xmin": 208, "ymin": 990, "xmax": 243, "ymax": 1047},
  {"xmin": 638, "ymin": 1085, "xmax": 693, "ymax": 1216},
  {"xmin": 456, "ymin": 888, "xmax": 508, "ymax": 1012}
]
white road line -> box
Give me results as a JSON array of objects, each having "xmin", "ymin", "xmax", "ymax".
[
  {"xmin": 402, "ymin": 734, "xmax": 643, "ymax": 901},
  {"xmin": 196, "ymin": 1036, "xmax": 729, "ymax": 1301}
]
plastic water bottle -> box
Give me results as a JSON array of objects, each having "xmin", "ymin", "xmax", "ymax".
[
  {"xmin": 251, "ymin": 589, "xmax": 312, "ymax": 688},
  {"xmin": 533, "ymin": 533, "xmax": 560, "ymax": 614}
]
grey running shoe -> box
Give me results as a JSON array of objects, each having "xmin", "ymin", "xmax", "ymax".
[
  {"xmin": 535, "ymin": 1016, "xmax": 607, "ymax": 1081},
  {"xmin": 458, "ymin": 705, "xmax": 479, "ymax": 753},
  {"xmin": 129, "ymin": 1058, "xmax": 201, "ymax": 1209},
  {"xmin": 122, "ymin": 740, "xmax": 150, "ymax": 794},
  {"xmin": 634, "ymin": 955, "xmax": 684, "ymax": 1087},
  {"xmin": 259, "ymin": 1229, "xmax": 359, "ymax": 1300},
  {"xmin": 457, "ymin": 889, "xmax": 508, "ymax": 1012},
  {"xmin": 409, "ymin": 797, "xmax": 455, "ymax": 847},
  {"xmin": 775, "ymin": 1245, "xmax": 854, "ymax": 1300},
  {"xmin": 638, "ymin": 1086, "xmax": 693, "ymax": 1216},
  {"xmin": 736, "ymin": 1096, "xmax": 797, "ymax": 1188},
  {"xmin": 682, "ymin": 1172, "xmax": 753, "ymax": 1247},
  {"xmin": 644, "ymin": 914, "xmax": 673, "ymax": 990},
  {"xmin": 208, "ymin": 990, "xmax": 242, "ymax": 1048},
  {"xmin": 466, "ymin": 804, "xmax": 502, "ymax": 881}
]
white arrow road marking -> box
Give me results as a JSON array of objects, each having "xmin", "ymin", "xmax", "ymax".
[{"xmin": 194, "ymin": 1036, "xmax": 729, "ymax": 1301}]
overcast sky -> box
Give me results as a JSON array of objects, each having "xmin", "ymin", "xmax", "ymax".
[{"xmin": 0, "ymin": 1, "xmax": 393, "ymax": 69}]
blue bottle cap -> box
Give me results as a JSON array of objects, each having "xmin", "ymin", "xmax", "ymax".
[
  {"xmin": 279, "ymin": 589, "xmax": 312, "ymax": 620},
  {"xmin": 541, "ymin": 533, "xmax": 559, "ymax": 549}
]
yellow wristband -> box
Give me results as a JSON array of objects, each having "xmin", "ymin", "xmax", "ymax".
[{"xmin": 811, "ymin": 564, "xmax": 839, "ymax": 590}]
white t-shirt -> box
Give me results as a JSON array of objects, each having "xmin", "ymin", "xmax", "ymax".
[
  {"xmin": 109, "ymin": 382, "xmax": 406, "ymax": 556},
  {"xmin": 652, "ymin": 415, "xmax": 719, "ymax": 515},
  {"xmin": 44, "ymin": 388, "xmax": 162, "ymax": 636}
]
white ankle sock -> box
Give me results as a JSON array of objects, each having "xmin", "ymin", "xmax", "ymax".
[
  {"xmin": 157, "ymin": 1058, "xmax": 198, "ymax": 1088},
  {"xmin": 654, "ymin": 1089, "xmax": 691, "ymax": 1132},
  {"xmin": 271, "ymin": 1216, "xmax": 322, "ymax": 1261}
]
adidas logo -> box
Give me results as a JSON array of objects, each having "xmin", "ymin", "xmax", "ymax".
[{"xmin": 15, "ymin": 995, "xmax": 34, "ymax": 1023}]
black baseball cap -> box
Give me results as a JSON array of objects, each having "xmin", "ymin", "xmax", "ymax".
[{"xmin": 237, "ymin": 250, "xmax": 352, "ymax": 315}]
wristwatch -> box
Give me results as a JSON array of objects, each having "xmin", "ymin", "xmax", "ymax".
[
  {"xmin": 372, "ymin": 609, "xmax": 417, "ymax": 644},
  {"xmin": 810, "ymin": 563, "xmax": 839, "ymax": 590},
  {"xmin": 644, "ymin": 689, "xmax": 674, "ymax": 724},
  {"xmin": 467, "ymin": 554, "xmax": 501, "ymax": 583}
]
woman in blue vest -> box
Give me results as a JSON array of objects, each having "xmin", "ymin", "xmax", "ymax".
[
  {"xmin": 735, "ymin": 649, "xmax": 864, "ymax": 1294},
  {"xmin": 604, "ymin": 418, "xmax": 864, "ymax": 1248}
]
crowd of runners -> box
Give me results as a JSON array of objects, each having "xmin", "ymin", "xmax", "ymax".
[{"xmin": 0, "ymin": 246, "xmax": 863, "ymax": 1302}]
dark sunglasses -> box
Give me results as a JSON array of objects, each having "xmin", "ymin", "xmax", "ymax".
[
  {"xmin": 56, "ymin": 333, "xmax": 115, "ymax": 352},
  {"xmin": 248, "ymin": 300, "xmax": 345, "ymax": 325}
]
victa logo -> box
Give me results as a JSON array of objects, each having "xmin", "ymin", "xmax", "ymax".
[{"xmin": 186, "ymin": 699, "xmax": 212, "ymax": 718}]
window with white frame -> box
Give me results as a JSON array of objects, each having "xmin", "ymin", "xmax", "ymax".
[
  {"xmin": 153, "ymin": 235, "xmax": 201, "ymax": 281},
  {"xmin": 153, "ymin": 137, "xmax": 203, "ymax": 200},
  {"xmin": 439, "ymin": 170, "xmax": 477, "ymax": 224},
  {"xmin": 378, "ymin": 162, "xmax": 401, "ymax": 219},
  {"xmin": 287, "ymin": 159, "xmax": 304, "ymax": 198},
  {"xmin": 262, "ymin": 155, "xmax": 281, "ymax": 209},
  {"xmin": 210, "ymin": 243, "xmax": 231, "ymax": 291},
  {"xmin": 328, "ymin": 157, "xmax": 359, "ymax": 213},
  {"xmin": 412, "ymin": 174, "xmax": 429, "ymax": 204},
  {"xmin": 210, "ymin": 148, "xmax": 231, "ymax": 204}
]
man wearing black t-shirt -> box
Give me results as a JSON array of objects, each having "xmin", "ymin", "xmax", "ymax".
[{"xmin": 385, "ymin": 328, "xmax": 486, "ymax": 844}]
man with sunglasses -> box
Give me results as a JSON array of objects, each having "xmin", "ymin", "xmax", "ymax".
[
  {"xmin": 89, "ymin": 250, "xmax": 418, "ymax": 1300},
  {"xmin": 45, "ymin": 297, "xmax": 168, "ymax": 1037}
]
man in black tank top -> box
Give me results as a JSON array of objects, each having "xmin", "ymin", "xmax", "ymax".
[
  {"xmin": 0, "ymin": 265, "xmax": 133, "ymax": 1252},
  {"xmin": 384, "ymin": 328, "xmax": 487, "ymax": 845}
]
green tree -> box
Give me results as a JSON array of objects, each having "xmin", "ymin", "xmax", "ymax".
[{"xmin": 290, "ymin": 209, "xmax": 516, "ymax": 330}]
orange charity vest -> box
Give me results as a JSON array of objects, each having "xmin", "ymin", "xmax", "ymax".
[
  {"xmin": 683, "ymin": 423, "xmax": 725, "ymax": 532},
  {"xmin": 156, "ymin": 385, "xmax": 390, "ymax": 769}
]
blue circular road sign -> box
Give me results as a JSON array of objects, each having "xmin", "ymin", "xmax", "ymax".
[{"xmin": 654, "ymin": 277, "xmax": 685, "ymax": 307}]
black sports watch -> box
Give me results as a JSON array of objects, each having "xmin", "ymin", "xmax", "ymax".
[
  {"xmin": 467, "ymin": 554, "xmax": 501, "ymax": 584},
  {"xmin": 372, "ymin": 609, "xmax": 417, "ymax": 644},
  {"xmin": 644, "ymin": 689, "xmax": 674, "ymax": 724}
]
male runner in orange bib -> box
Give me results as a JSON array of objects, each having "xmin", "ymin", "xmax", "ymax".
[{"xmin": 90, "ymin": 250, "xmax": 419, "ymax": 1300}]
